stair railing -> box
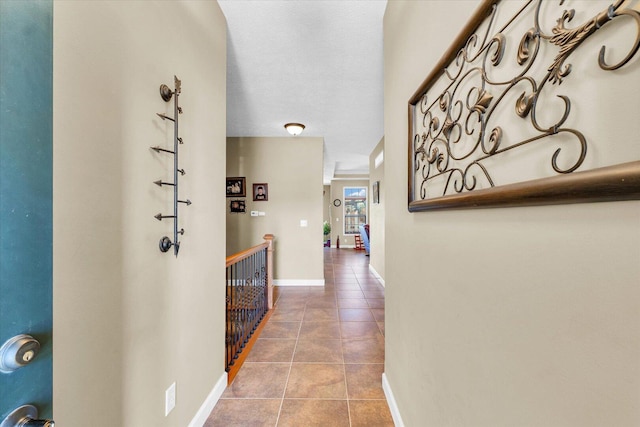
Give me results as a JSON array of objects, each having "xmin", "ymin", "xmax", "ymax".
[{"xmin": 225, "ymin": 234, "xmax": 274, "ymax": 377}]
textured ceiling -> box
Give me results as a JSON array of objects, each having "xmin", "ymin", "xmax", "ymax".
[{"xmin": 218, "ymin": 0, "xmax": 387, "ymax": 184}]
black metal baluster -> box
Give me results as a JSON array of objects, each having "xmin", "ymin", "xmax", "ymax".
[
  {"xmin": 225, "ymin": 265, "xmax": 231, "ymax": 371},
  {"xmin": 241, "ymin": 257, "xmax": 247, "ymax": 350},
  {"xmin": 225, "ymin": 245, "xmax": 271, "ymax": 374}
]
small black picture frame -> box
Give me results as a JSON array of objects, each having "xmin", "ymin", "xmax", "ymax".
[
  {"xmin": 230, "ymin": 199, "xmax": 246, "ymax": 213},
  {"xmin": 226, "ymin": 177, "xmax": 246, "ymax": 197},
  {"xmin": 253, "ymin": 183, "xmax": 268, "ymax": 201}
]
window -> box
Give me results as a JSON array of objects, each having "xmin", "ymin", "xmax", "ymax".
[{"xmin": 343, "ymin": 187, "xmax": 366, "ymax": 234}]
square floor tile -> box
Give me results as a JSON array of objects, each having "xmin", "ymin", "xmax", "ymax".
[
  {"xmin": 349, "ymin": 400, "xmax": 394, "ymax": 427},
  {"xmin": 345, "ymin": 363, "xmax": 385, "ymax": 399},
  {"xmin": 299, "ymin": 321, "xmax": 341, "ymax": 339},
  {"xmin": 363, "ymin": 289, "xmax": 385, "ymax": 299},
  {"xmin": 342, "ymin": 336, "xmax": 385, "ymax": 363},
  {"xmin": 339, "ymin": 308, "xmax": 375, "ymax": 322},
  {"xmin": 276, "ymin": 291, "xmax": 310, "ymax": 299},
  {"xmin": 340, "ymin": 321, "xmax": 382, "ymax": 339},
  {"xmin": 270, "ymin": 308, "xmax": 305, "ymax": 322},
  {"xmin": 293, "ymin": 339, "xmax": 343, "ymax": 363},
  {"xmin": 336, "ymin": 290, "xmax": 365, "ymax": 299},
  {"xmin": 278, "ymin": 400, "xmax": 350, "ymax": 427},
  {"xmin": 337, "ymin": 298, "xmax": 370, "ymax": 308},
  {"xmin": 334, "ymin": 283, "xmax": 362, "ymax": 290},
  {"xmin": 367, "ymin": 298, "xmax": 385, "ymax": 308},
  {"xmin": 305, "ymin": 296, "xmax": 337, "ymax": 308},
  {"xmin": 334, "ymin": 277, "xmax": 359, "ymax": 284},
  {"xmin": 223, "ymin": 362, "xmax": 290, "ymax": 398},
  {"xmin": 274, "ymin": 299, "xmax": 307, "ymax": 310},
  {"xmin": 285, "ymin": 363, "xmax": 346, "ymax": 398},
  {"xmin": 370, "ymin": 308, "xmax": 385, "ymax": 322},
  {"xmin": 303, "ymin": 307, "xmax": 338, "ymax": 322},
  {"xmin": 204, "ymin": 399, "xmax": 280, "ymax": 427},
  {"xmin": 244, "ymin": 338, "xmax": 296, "ymax": 362},
  {"xmin": 276, "ymin": 291, "xmax": 308, "ymax": 299},
  {"xmin": 260, "ymin": 321, "xmax": 300, "ymax": 339},
  {"xmin": 357, "ymin": 278, "xmax": 384, "ymax": 286}
]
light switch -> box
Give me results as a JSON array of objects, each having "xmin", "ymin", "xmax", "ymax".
[
  {"xmin": 251, "ymin": 211, "xmax": 258, "ymax": 217},
  {"xmin": 300, "ymin": 220, "xmax": 308, "ymax": 227},
  {"xmin": 258, "ymin": 211, "xmax": 266, "ymax": 216}
]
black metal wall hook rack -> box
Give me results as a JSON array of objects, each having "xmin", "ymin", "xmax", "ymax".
[{"xmin": 152, "ymin": 76, "xmax": 191, "ymax": 256}]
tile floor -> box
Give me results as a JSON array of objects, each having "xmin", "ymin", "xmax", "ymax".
[{"xmin": 205, "ymin": 248, "xmax": 393, "ymax": 426}]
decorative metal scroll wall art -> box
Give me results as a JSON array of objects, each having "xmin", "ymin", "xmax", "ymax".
[
  {"xmin": 152, "ymin": 76, "xmax": 191, "ymax": 255},
  {"xmin": 408, "ymin": 0, "xmax": 640, "ymax": 211}
]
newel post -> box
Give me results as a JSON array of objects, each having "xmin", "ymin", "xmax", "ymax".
[{"xmin": 263, "ymin": 234, "xmax": 275, "ymax": 309}]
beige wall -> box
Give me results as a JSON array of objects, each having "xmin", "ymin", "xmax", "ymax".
[
  {"xmin": 384, "ymin": 1, "xmax": 640, "ymax": 426},
  {"xmin": 329, "ymin": 179, "xmax": 370, "ymax": 248},
  {"xmin": 53, "ymin": 2, "xmax": 227, "ymax": 425},
  {"xmin": 368, "ymin": 138, "xmax": 385, "ymax": 282},
  {"xmin": 226, "ymin": 137, "xmax": 324, "ymax": 283}
]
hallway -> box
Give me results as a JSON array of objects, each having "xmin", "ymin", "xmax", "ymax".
[{"xmin": 205, "ymin": 248, "xmax": 392, "ymax": 426}]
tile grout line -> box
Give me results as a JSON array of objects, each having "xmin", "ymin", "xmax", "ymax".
[
  {"xmin": 343, "ymin": 264, "xmax": 355, "ymax": 427},
  {"xmin": 273, "ymin": 292, "xmax": 306, "ymax": 426},
  {"xmin": 329, "ymin": 255, "xmax": 354, "ymax": 427},
  {"xmin": 332, "ymin": 258, "xmax": 355, "ymax": 427}
]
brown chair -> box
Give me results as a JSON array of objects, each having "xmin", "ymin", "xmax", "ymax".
[{"xmin": 354, "ymin": 234, "xmax": 364, "ymax": 250}]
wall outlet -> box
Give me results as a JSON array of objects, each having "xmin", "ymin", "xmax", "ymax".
[{"xmin": 165, "ymin": 382, "xmax": 176, "ymax": 416}]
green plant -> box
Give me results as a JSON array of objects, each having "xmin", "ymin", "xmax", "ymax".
[{"xmin": 323, "ymin": 220, "xmax": 331, "ymax": 236}]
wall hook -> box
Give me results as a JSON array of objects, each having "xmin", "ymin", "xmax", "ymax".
[
  {"xmin": 159, "ymin": 236, "xmax": 173, "ymax": 252},
  {"xmin": 159, "ymin": 84, "xmax": 173, "ymax": 102},
  {"xmin": 156, "ymin": 112, "xmax": 175, "ymax": 122},
  {"xmin": 154, "ymin": 76, "xmax": 189, "ymax": 256},
  {"xmin": 150, "ymin": 146, "xmax": 175, "ymax": 155}
]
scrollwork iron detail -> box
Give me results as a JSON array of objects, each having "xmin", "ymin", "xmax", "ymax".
[{"xmin": 410, "ymin": 0, "xmax": 640, "ymax": 208}]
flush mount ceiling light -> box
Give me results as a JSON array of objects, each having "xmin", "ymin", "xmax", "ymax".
[{"xmin": 284, "ymin": 123, "xmax": 305, "ymax": 136}]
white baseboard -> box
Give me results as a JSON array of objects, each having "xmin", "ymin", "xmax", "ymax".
[
  {"xmin": 382, "ymin": 373, "xmax": 405, "ymax": 427},
  {"xmin": 188, "ymin": 371, "xmax": 227, "ymax": 427},
  {"xmin": 368, "ymin": 264, "xmax": 385, "ymax": 287},
  {"xmin": 274, "ymin": 279, "xmax": 325, "ymax": 286}
]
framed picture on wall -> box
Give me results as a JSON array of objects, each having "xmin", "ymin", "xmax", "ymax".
[
  {"xmin": 253, "ymin": 183, "xmax": 268, "ymax": 201},
  {"xmin": 226, "ymin": 177, "xmax": 246, "ymax": 197},
  {"xmin": 372, "ymin": 181, "xmax": 380, "ymax": 204},
  {"xmin": 230, "ymin": 199, "xmax": 246, "ymax": 213}
]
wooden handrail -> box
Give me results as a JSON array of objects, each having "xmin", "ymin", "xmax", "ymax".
[
  {"xmin": 225, "ymin": 241, "xmax": 269, "ymax": 268},
  {"xmin": 225, "ymin": 234, "xmax": 275, "ymax": 308}
]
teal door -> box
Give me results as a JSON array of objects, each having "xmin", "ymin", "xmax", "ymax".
[{"xmin": 0, "ymin": 0, "xmax": 54, "ymax": 422}]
